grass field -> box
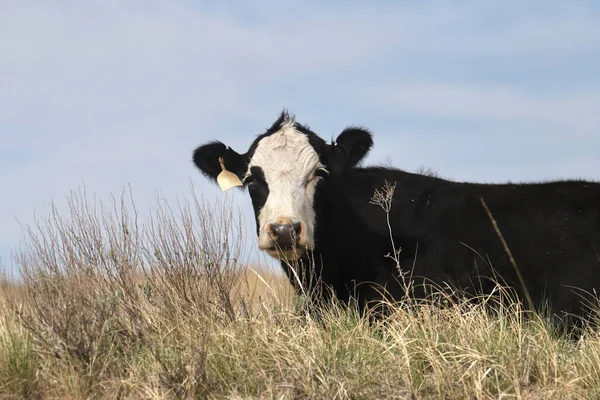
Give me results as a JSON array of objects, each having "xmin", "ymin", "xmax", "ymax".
[{"xmin": 1, "ymin": 187, "xmax": 600, "ymax": 399}]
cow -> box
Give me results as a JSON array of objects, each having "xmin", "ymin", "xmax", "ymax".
[{"xmin": 192, "ymin": 111, "xmax": 600, "ymax": 329}]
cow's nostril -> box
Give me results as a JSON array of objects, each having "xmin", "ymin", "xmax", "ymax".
[{"xmin": 268, "ymin": 223, "xmax": 283, "ymax": 236}]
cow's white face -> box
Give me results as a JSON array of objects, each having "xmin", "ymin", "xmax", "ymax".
[
  {"xmin": 192, "ymin": 111, "xmax": 373, "ymax": 261},
  {"xmin": 245, "ymin": 120, "xmax": 327, "ymax": 259}
]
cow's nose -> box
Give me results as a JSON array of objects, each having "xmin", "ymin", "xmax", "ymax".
[{"xmin": 268, "ymin": 222, "xmax": 302, "ymax": 248}]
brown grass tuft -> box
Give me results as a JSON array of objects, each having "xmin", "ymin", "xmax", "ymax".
[{"xmin": 0, "ymin": 185, "xmax": 599, "ymax": 399}]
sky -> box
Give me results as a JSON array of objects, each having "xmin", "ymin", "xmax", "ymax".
[{"xmin": 1, "ymin": 1, "xmax": 599, "ymax": 274}]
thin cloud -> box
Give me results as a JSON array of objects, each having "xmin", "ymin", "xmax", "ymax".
[{"xmin": 358, "ymin": 83, "xmax": 600, "ymax": 135}]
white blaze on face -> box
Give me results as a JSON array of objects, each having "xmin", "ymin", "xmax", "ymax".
[{"xmin": 247, "ymin": 120, "xmax": 324, "ymax": 257}]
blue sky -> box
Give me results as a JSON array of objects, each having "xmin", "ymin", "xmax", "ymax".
[{"xmin": 1, "ymin": 1, "xmax": 599, "ymax": 273}]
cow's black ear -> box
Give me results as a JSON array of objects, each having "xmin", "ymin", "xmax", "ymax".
[
  {"xmin": 329, "ymin": 127, "xmax": 373, "ymax": 173},
  {"xmin": 192, "ymin": 141, "xmax": 247, "ymax": 183}
]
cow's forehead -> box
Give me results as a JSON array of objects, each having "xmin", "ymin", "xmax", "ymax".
[{"xmin": 247, "ymin": 122, "xmax": 322, "ymax": 177}]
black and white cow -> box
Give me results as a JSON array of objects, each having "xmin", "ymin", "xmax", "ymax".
[{"xmin": 193, "ymin": 111, "xmax": 600, "ymax": 326}]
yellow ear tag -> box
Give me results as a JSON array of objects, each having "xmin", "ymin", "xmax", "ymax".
[{"xmin": 216, "ymin": 157, "xmax": 243, "ymax": 191}]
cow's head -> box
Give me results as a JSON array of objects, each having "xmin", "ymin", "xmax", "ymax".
[{"xmin": 192, "ymin": 111, "xmax": 373, "ymax": 259}]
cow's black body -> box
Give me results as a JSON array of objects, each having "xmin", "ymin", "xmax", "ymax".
[
  {"xmin": 303, "ymin": 166, "xmax": 600, "ymax": 325},
  {"xmin": 192, "ymin": 111, "xmax": 600, "ymax": 328}
]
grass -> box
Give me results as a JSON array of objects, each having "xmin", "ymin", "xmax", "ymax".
[{"xmin": 1, "ymin": 185, "xmax": 600, "ymax": 399}]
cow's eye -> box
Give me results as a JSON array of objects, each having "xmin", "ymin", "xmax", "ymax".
[
  {"xmin": 309, "ymin": 168, "xmax": 328, "ymax": 184},
  {"xmin": 243, "ymin": 175, "xmax": 255, "ymax": 185},
  {"xmin": 315, "ymin": 168, "xmax": 329, "ymax": 178}
]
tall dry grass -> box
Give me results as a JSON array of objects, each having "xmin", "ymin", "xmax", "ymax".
[{"xmin": 1, "ymin": 185, "xmax": 600, "ymax": 399}]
